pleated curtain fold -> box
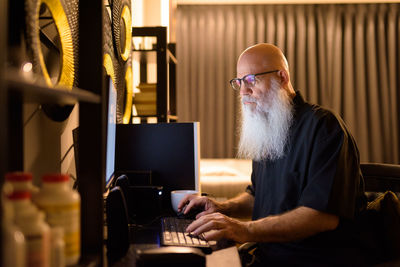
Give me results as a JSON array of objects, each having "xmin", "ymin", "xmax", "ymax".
[{"xmin": 176, "ymin": 4, "xmax": 400, "ymax": 164}]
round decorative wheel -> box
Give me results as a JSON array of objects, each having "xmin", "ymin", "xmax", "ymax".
[
  {"xmin": 105, "ymin": 3, "xmax": 132, "ymax": 124},
  {"xmin": 112, "ymin": 0, "xmax": 132, "ymax": 62},
  {"xmin": 25, "ymin": 0, "xmax": 78, "ymax": 121},
  {"xmin": 122, "ymin": 59, "xmax": 133, "ymax": 124},
  {"xmin": 25, "ymin": 0, "xmax": 77, "ymax": 88}
]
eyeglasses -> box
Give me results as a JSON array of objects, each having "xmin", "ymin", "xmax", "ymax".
[{"xmin": 229, "ymin": 70, "xmax": 279, "ymax": 91}]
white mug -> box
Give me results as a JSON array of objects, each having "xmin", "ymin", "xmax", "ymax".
[{"xmin": 170, "ymin": 190, "xmax": 199, "ymax": 213}]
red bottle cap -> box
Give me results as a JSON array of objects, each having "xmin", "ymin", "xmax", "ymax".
[
  {"xmin": 7, "ymin": 191, "xmax": 31, "ymax": 200},
  {"xmin": 5, "ymin": 172, "xmax": 33, "ymax": 182},
  {"xmin": 42, "ymin": 173, "xmax": 70, "ymax": 183}
]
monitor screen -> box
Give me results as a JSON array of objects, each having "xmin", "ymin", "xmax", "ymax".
[
  {"xmin": 105, "ymin": 77, "xmax": 117, "ymax": 187},
  {"xmin": 114, "ymin": 122, "xmax": 200, "ymax": 210}
]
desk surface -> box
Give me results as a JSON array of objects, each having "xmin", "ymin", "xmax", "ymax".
[{"xmin": 205, "ymin": 246, "xmax": 241, "ymax": 267}]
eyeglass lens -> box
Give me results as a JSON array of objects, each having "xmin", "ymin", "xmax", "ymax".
[
  {"xmin": 243, "ymin": 75, "xmax": 256, "ymax": 87},
  {"xmin": 231, "ymin": 79, "xmax": 241, "ymax": 90},
  {"xmin": 231, "ymin": 75, "xmax": 256, "ymax": 90}
]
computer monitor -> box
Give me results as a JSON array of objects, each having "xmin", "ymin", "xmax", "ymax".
[
  {"xmin": 114, "ymin": 122, "xmax": 200, "ymax": 211},
  {"xmin": 105, "ymin": 76, "xmax": 117, "ymax": 189},
  {"xmin": 103, "ymin": 77, "xmax": 130, "ymax": 257},
  {"xmin": 73, "ymin": 76, "xmax": 117, "ymax": 193}
]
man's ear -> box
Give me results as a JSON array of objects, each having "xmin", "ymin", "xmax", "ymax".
[{"xmin": 277, "ymin": 70, "xmax": 290, "ymax": 86}]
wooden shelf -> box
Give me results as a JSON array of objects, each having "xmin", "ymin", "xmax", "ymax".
[{"xmin": 6, "ymin": 69, "xmax": 101, "ymax": 104}]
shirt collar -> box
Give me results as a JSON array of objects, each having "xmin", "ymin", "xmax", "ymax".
[
  {"xmin": 292, "ymin": 91, "xmax": 309, "ymax": 120},
  {"xmin": 293, "ymin": 90, "xmax": 305, "ymax": 107}
]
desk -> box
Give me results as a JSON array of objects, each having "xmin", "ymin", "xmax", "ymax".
[
  {"xmin": 109, "ymin": 224, "xmax": 241, "ymax": 267},
  {"xmin": 205, "ymin": 246, "xmax": 241, "ymax": 267}
]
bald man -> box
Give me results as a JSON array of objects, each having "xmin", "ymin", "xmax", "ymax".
[{"xmin": 178, "ymin": 43, "xmax": 367, "ymax": 265}]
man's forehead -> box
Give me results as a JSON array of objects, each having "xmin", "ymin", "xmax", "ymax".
[{"xmin": 237, "ymin": 56, "xmax": 270, "ymax": 76}]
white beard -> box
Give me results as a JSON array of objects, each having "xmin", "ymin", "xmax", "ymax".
[{"xmin": 237, "ymin": 80, "xmax": 294, "ymax": 161}]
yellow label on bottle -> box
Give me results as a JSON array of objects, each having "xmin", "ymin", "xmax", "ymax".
[{"xmin": 37, "ymin": 202, "xmax": 80, "ymax": 262}]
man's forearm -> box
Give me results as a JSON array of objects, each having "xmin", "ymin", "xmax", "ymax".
[
  {"xmin": 245, "ymin": 206, "xmax": 339, "ymax": 243},
  {"xmin": 220, "ymin": 192, "xmax": 254, "ymax": 218}
]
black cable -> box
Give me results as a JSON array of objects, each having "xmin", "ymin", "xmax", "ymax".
[
  {"xmin": 69, "ymin": 173, "xmax": 77, "ymax": 181},
  {"xmin": 23, "ymin": 104, "xmax": 42, "ymax": 127},
  {"xmin": 60, "ymin": 143, "xmax": 74, "ymax": 164}
]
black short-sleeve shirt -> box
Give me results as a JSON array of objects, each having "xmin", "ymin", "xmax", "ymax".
[{"xmin": 246, "ymin": 91, "xmax": 367, "ymax": 264}]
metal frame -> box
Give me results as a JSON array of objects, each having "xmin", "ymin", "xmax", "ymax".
[
  {"xmin": 132, "ymin": 26, "xmax": 177, "ymax": 122},
  {"xmin": 77, "ymin": 0, "xmax": 105, "ymax": 264}
]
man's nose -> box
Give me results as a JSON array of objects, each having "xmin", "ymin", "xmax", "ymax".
[{"xmin": 240, "ymin": 84, "xmax": 253, "ymax": 96}]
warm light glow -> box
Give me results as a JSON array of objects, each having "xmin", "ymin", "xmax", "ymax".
[
  {"xmin": 132, "ymin": 104, "xmax": 138, "ymax": 116},
  {"xmin": 132, "ymin": 0, "xmax": 143, "ymax": 26},
  {"xmin": 132, "ymin": 117, "xmax": 141, "ymax": 124},
  {"xmin": 147, "ymin": 117, "xmax": 158, "ymax": 124},
  {"xmin": 161, "ymin": 0, "xmax": 169, "ymax": 27},
  {"xmin": 161, "ymin": 0, "xmax": 169, "ymax": 42},
  {"xmin": 22, "ymin": 62, "xmax": 33, "ymax": 73}
]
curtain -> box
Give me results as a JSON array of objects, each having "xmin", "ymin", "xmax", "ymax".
[{"xmin": 176, "ymin": 4, "xmax": 400, "ymax": 164}]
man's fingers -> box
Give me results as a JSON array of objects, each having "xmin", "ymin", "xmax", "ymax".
[
  {"xmin": 191, "ymin": 220, "xmax": 221, "ymax": 236},
  {"xmin": 183, "ymin": 196, "xmax": 207, "ymax": 214},
  {"xmin": 177, "ymin": 194, "xmax": 194, "ymax": 211},
  {"xmin": 183, "ymin": 201, "xmax": 194, "ymax": 213},
  {"xmin": 186, "ymin": 212, "xmax": 247, "ymax": 243},
  {"xmin": 203, "ymin": 229, "xmax": 223, "ymax": 241},
  {"xmin": 195, "ymin": 210, "xmax": 213, "ymax": 219},
  {"xmin": 186, "ymin": 214, "xmax": 207, "ymax": 233},
  {"xmin": 186, "ymin": 213, "xmax": 224, "ymax": 233}
]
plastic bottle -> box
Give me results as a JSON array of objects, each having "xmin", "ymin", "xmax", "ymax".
[
  {"xmin": 2, "ymin": 195, "xmax": 26, "ymax": 267},
  {"xmin": 14, "ymin": 204, "xmax": 50, "ymax": 267},
  {"xmin": 50, "ymin": 227, "xmax": 66, "ymax": 267},
  {"xmin": 5, "ymin": 171, "xmax": 39, "ymax": 195},
  {"xmin": 7, "ymin": 191, "xmax": 37, "ymax": 223},
  {"xmin": 33, "ymin": 173, "xmax": 81, "ymax": 266}
]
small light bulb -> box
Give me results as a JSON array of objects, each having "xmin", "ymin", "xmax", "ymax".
[{"xmin": 22, "ymin": 62, "xmax": 33, "ymax": 73}]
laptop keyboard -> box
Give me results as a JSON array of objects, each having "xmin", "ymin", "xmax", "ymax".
[{"xmin": 161, "ymin": 217, "xmax": 215, "ymax": 249}]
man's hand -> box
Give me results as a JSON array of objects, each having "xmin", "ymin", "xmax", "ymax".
[
  {"xmin": 178, "ymin": 192, "xmax": 254, "ymax": 219},
  {"xmin": 182, "ymin": 205, "xmax": 339, "ymax": 245},
  {"xmin": 177, "ymin": 194, "xmax": 224, "ymax": 219},
  {"xmin": 185, "ymin": 212, "xmax": 250, "ymax": 243}
]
